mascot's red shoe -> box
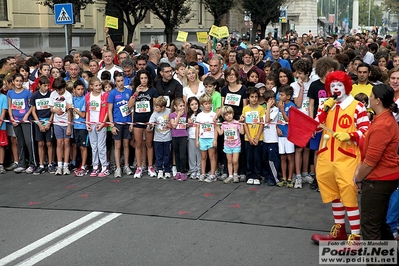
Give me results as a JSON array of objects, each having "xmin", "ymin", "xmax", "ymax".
[{"xmin": 311, "ymin": 224, "xmax": 347, "ymax": 244}]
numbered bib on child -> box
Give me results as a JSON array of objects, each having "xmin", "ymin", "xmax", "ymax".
[
  {"xmin": 201, "ymin": 123, "xmax": 213, "ymax": 135},
  {"xmin": 245, "ymin": 111, "xmax": 259, "ymax": 124},
  {"xmin": 73, "ymin": 110, "xmax": 80, "ymax": 119},
  {"xmin": 135, "ymin": 101, "xmax": 150, "ymax": 113},
  {"xmin": 224, "ymin": 93, "xmax": 241, "ymax": 106},
  {"xmin": 176, "ymin": 117, "xmax": 186, "ymax": 129},
  {"xmin": 54, "ymin": 101, "xmax": 66, "ymax": 112},
  {"xmin": 11, "ymin": 99, "xmax": 25, "ymax": 110},
  {"xmin": 119, "ymin": 104, "xmax": 132, "ymax": 117},
  {"xmin": 89, "ymin": 99, "xmax": 101, "ymax": 112},
  {"xmin": 35, "ymin": 98, "xmax": 50, "ymax": 110},
  {"xmin": 224, "ymin": 127, "xmax": 238, "ymax": 141}
]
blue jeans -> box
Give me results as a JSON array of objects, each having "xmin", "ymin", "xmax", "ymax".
[
  {"xmin": 262, "ymin": 142, "xmax": 280, "ymax": 185},
  {"xmin": 154, "ymin": 141, "xmax": 172, "ymax": 173},
  {"xmin": 245, "ymin": 141, "xmax": 262, "ymax": 180}
]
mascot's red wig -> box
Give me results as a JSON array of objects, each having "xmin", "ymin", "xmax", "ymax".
[{"xmin": 325, "ymin": 71, "xmax": 352, "ymax": 97}]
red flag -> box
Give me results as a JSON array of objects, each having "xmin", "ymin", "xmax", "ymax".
[{"xmin": 288, "ymin": 108, "xmax": 319, "ymax": 147}]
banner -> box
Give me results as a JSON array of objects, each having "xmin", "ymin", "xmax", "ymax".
[
  {"xmin": 105, "ymin": 16, "xmax": 118, "ymax": 29},
  {"xmin": 176, "ymin": 31, "xmax": 188, "ymax": 42}
]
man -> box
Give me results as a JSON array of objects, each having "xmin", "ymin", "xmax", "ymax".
[
  {"xmin": 311, "ymin": 71, "xmax": 369, "ymax": 245},
  {"xmin": 117, "ymin": 51, "xmax": 129, "ymax": 64},
  {"xmin": 160, "ymin": 43, "xmax": 178, "ymax": 68},
  {"xmin": 288, "ymin": 43, "xmax": 300, "ymax": 68},
  {"xmin": 202, "ymin": 57, "xmax": 224, "ymax": 81},
  {"xmin": 302, "ymin": 33, "xmax": 312, "ymax": 46},
  {"xmin": 259, "ymin": 39, "xmax": 272, "ymax": 60},
  {"xmin": 153, "ymin": 63, "xmax": 182, "ymax": 108},
  {"xmin": 251, "ymin": 46, "xmax": 265, "ymax": 70},
  {"xmin": 65, "ymin": 63, "xmax": 87, "ymax": 88},
  {"xmin": 79, "ymin": 57, "xmax": 90, "ymax": 72},
  {"xmin": 238, "ymin": 49, "xmax": 266, "ymax": 83},
  {"xmin": 326, "ymin": 45, "xmax": 339, "ymax": 58},
  {"xmin": 393, "ymin": 52, "xmax": 399, "ymax": 68},
  {"xmin": 270, "ymin": 39, "xmax": 279, "ymax": 47},
  {"xmin": 350, "ymin": 62, "xmax": 373, "ymax": 97},
  {"xmin": 0, "ymin": 57, "xmax": 13, "ymax": 75},
  {"xmin": 270, "ymin": 46, "xmax": 291, "ymax": 71},
  {"xmin": 195, "ymin": 49, "xmax": 209, "ymax": 74},
  {"xmin": 97, "ymin": 50, "xmax": 122, "ymax": 83},
  {"xmin": 71, "ymin": 51, "xmax": 81, "ymax": 64},
  {"xmin": 53, "ymin": 57, "xmax": 64, "ymax": 69},
  {"xmin": 147, "ymin": 48, "xmax": 161, "ymax": 80},
  {"xmin": 140, "ymin": 44, "xmax": 150, "ymax": 55},
  {"xmin": 135, "ymin": 55, "xmax": 148, "ymax": 72},
  {"xmin": 227, "ymin": 50, "xmax": 237, "ymax": 67},
  {"xmin": 120, "ymin": 58, "xmax": 135, "ymax": 87}
]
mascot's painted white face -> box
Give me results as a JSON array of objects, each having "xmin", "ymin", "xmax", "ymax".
[{"xmin": 330, "ymin": 81, "xmax": 348, "ymax": 102}]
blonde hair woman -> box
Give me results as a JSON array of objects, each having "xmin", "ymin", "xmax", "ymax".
[{"xmin": 182, "ymin": 66, "xmax": 206, "ymax": 108}]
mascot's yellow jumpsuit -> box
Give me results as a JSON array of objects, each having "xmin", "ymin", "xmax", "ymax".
[{"xmin": 316, "ymin": 96, "xmax": 369, "ymax": 207}]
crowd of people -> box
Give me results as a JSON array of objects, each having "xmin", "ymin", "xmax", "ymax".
[{"xmin": 0, "ymin": 29, "xmax": 398, "ymax": 246}]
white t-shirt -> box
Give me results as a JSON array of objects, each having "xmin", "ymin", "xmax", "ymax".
[
  {"xmin": 263, "ymin": 106, "xmax": 279, "ymax": 143},
  {"xmin": 183, "ymin": 82, "xmax": 206, "ymax": 100},
  {"xmin": 49, "ymin": 90, "xmax": 73, "ymax": 126},
  {"xmin": 187, "ymin": 113, "xmax": 198, "ymax": 139},
  {"xmin": 88, "ymin": 93, "xmax": 101, "ymax": 123},
  {"xmin": 292, "ymin": 80, "xmax": 311, "ymax": 115},
  {"xmin": 97, "ymin": 65, "xmax": 122, "ymax": 83},
  {"xmin": 196, "ymin": 111, "xmax": 216, "ymax": 139}
]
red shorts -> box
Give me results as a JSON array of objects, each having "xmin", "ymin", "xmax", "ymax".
[{"xmin": 0, "ymin": 130, "xmax": 8, "ymax": 147}]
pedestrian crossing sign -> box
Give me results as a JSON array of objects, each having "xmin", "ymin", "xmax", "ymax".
[{"xmin": 54, "ymin": 3, "xmax": 74, "ymax": 25}]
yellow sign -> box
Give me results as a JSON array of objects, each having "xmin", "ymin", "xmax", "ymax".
[
  {"xmin": 105, "ymin": 16, "xmax": 118, "ymax": 29},
  {"xmin": 208, "ymin": 25, "xmax": 229, "ymax": 39},
  {"xmin": 196, "ymin": 32, "xmax": 208, "ymax": 44},
  {"xmin": 176, "ymin": 31, "xmax": 188, "ymax": 42}
]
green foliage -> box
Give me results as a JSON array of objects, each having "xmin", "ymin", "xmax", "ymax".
[
  {"xmin": 203, "ymin": 0, "xmax": 235, "ymax": 26},
  {"xmin": 383, "ymin": 0, "xmax": 399, "ymax": 13},
  {"xmin": 36, "ymin": 0, "xmax": 93, "ymax": 12}
]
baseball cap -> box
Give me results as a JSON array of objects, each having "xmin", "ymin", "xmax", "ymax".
[{"xmin": 255, "ymin": 83, "xmax": 266, "ymax": 89}]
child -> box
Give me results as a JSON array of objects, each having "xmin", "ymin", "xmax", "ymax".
[
  {"xmin": 30, "ymin": 76, "xmax": 54, "ymax": 175},
  {"xmin": 263, "ymin": 61, "xmax": 273, "ymax": 77},
  {"xmin": 265, "ymin": 75, "xmax": 277, "ymax": 93},
  {"xmin": 86, "ymin": 77, "xmax": 109, "ymax": 177},
  {"xmin": 255, "ymin": 83, "xmax": 267, "ymax": 107},
  {"xmin": 203, "ymin": 76, "xmax": 222, "ymax": 118},
  {"xmin": 216, "ymin": 106, "xmax": 244, "ymax": 183},
  {"xmin": 49, "ymin": 77, "xmax": 73, "ymax": 175},
  {"xmin": 354, "ymin": 92, "xmax": 373, "ymax": 121},
  {"xmin": 102, "ymin": 80, "xmax": 114, "ymax": 167},
  {"xmin": 148, "ymin": 96, "xmax": 172, "ymax": 179},
  {"xmin": 72, "ymin": 80, "xmax": 89, "ymax": 176},
  {"xmin": 173, "ymin": 62, "xmax": 186, "ymax": 86},
  {"xmin": 0, "ymin": 79, "xmax": 8, "ymax": 174},
  {"xmin": 169, "ymin": 98, "xmax": 188, "ymax": 180},
  {"xmin": 276, "ymin": 85, "xmax": 296, "ymax": 188},
  {"xmin": 82, "ymin": 70, "xmax": 93, "ymax": 84},
  {"xmin": 196, "ymin": 94, "xmax": 217, "ymax": 182},
  {"xmin": 262, "ymin": 90, "xmax": 280, "ymax": 186},
  {"xmin": 107, "ymin": 72, "xmax": 133, "ymax": 178},
  {"xmin": 7, "ymin": 73, "xmax": 37, "ymax": 174},
  {"xmin": 187, "ymin": 96, "xmax": 201, "ymax": 179},
  {"xmin": 242, "ymin": 87, "xmax": 265, "ymax": 185}
]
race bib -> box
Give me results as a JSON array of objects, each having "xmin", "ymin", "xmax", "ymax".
[
  {"xmin": 224, "ymin": 93, "xmax": 241, "ymax": 106},
  {"xmin": 73, "ymin": 110, "xmax": 79, "ymax": 119},
  {"xmin": 54, "ymin": 101, "xmax": 65, "ymax": 111},
  {"xmin": 35, "ymin": 98, "xmax": 50, "ymax": 110},
  {"xmin": 318, "ymin": 97, "xmax": 328, "ymax": 110},
  {"xmin": 163, "ymin": 96, "xmax": 170, "ymax": 107},
  {"xmin": 301, "ymin": 100, "xmax": 310, "ymax": 113},
  {"xmin": 11, "ymin": 99, "xmax": 25, "ymax": 110},
  {"xmin": 245, "ymin": 111, "xmax": 259, "ymax": 124},
  {"xmin": 135, "ymin": 101, "xmax": 150, "ymax": 113},
  {"xmin": 176, "ymin": 117, "xmax": 186, "ymax": 129},
  {"xmin": 224, "ymin": 127, "xmax": 237, "ymax": 141},
  {"xmin": 89, "ymin": 99, "xmax": 101, "ymax": 112},
  {"xmin": 119, "ymin": 104, "xmax": 132, "ymax": 117},
  {"xmin": 201, "ymin": 123, "xmax": 213, "ymax": 132}
]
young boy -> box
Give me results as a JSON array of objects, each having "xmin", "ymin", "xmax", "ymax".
[
  {"xmin": 30, "ymin": 76, "xmax": 54, "ymax": 175},
  {"xmin": 242, "ymin": 87, "xmax": 265, "ymax": 185},
  {"xmin": 203, "ymin": 76, "xmax": 221, "ymax": 118},
  {"xmin": 196, "ymin": 94, "xmax": 217, "ymax": 182},
  {"xmin": 292, "ymin": 59, "xmax": 313, "ymax": 189},
  {"xmin": 265, "ymin": 75, "xmax": 277, "ymax": 93},
  {"xmin": 0, "ymin": 79, "xmax": 7, "ymax": 174},
  {"xmin": 148, "ymin": 96, "xmax": 172, "ymax": 179},
  {"xmin": 276, "ymin": 85, "xmax": 296, "ymax": 188},
  {"xmin": 263, "ymin": 90, "xmax": 280, "ymax": 186},
  {"xmin": 49, "ymin": 77, "xmax": 73, "ymax": 175},
  {"xmin": 72, "ymin": 80, "xmax": 89, "ymax": 176}
]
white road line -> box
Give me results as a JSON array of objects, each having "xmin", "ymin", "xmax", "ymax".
[
  {"xmin": 16, "ymin": 213, "xmax": 122, "ymax": 266},
  {"xmin": 0, "ymin": 211, "xmax": 103, "ymax": 266}
]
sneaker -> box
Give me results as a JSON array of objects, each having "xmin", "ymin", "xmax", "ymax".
[
  {"xmin": 198, "ymin": 174, "xmax": 205, "ymax": 182},
  {"xmin": 141, "ymin": 165, "xmax": 147, "ymax": 173},
  {"xmin": 204, "ymin": 175, "xmax": 217, "ymax": 183},
  {"xmin": 265, "ymin": 181, "xmax": 276, "ymax": 186},
  {"xmin": 164, "ymin": 172, "xmax": 171, "ymax": 179},
  {"xmin": 246, "ymin": 178, "xmax": 254, "ymax": 185},
  {"xmin": 25, "ymin": 166, "xmax": 36, "ymax": 174},
  {"xmin": 277, "ymin": 178, "xmax": 287, "ymax": 187},
  {"xmin": 294, "ymin": 176, "xmax": 302, "ymax": 189},
  {"xmin": 114, "ymin": 168, "xmax": 122, "ymax": 178},
  {"xmin": 48, "ymin": 164, "xmax": 56, "ymax": 174},
  {"xmin": 172, "ymin": 166, "xmax": 177, "ymax": 177},
  {"xmin": 302, "ymin": 174, "xmax": 314, "ymax": 184},
  {"xmin": 286, "ymin": 179, "xmax": 294, "ymax": 188},
  {"xmin": 0, "ymin": 165, "xmax": 6, "ymax": 174},
  {"xmin": 219, "ymin": 173, "xmax": 228, "ymax": 181},
  {"xmin": 174, "ymin": 172, "xmax": 181, "ymax": 180},
  {"xmin": 180, "ymin": 173, "xmax": 187, "ymax": 181},
  {"xmin": 14, "ymin": 166, "xmax": 26, "ymax": 173},
  {"xmin": 90, "ymin": 168, "xmax": 99, "ymax": 177},
  {"xmin": 224, "ymin": 176, "xmax": 233, "ymax": 184},
  {"xmin": 253, "ymin": 179, "xmax": 261, "ymax": 185},
  {"xmin": 6, "ymin": 162, "xmax": 18, "ymax": 171},
  {"xmin": 239, "ymin": 174, "xmax": 246, "ymax": 182},
  {"xmin": 123, "ymin": 165, "xmax": 133, "ymax": 176},
  {"xmin": 74, "ymin": 167, "xmax": 88, "ymax": 177},
  {"xmin": 233, "ymin": 174, "xmax": 240, "ymax": 183},
  {"xmin": 310, "ymin": 178, "xmax": 318, "ymax": 190},
  {"xmin": 98, "ymin": 168, "xmax": 110, "ymax": 177},
  {"xmin": 157, "ymin": 170, "xmax": 164, "ymax": 179},
  {"xmin": 33, "ymin": 166, "xmax": 45, "ymax": 175},
  {"xmin": 148, "ymin": 166, "xmax": 157, "ymax": 177},
  {"xmin": 63, "ymin": 166, "xmax": 70, "ymax": 175},
  {"xmin": 55, "ymin": 166, "xmax": 63, "ymax": 175},
  {"xmin": 133, "ymin": 167, "xmax": 142, "ymax": 178}
]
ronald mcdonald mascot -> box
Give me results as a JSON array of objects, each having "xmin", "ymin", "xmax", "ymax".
[{"xmin": 311, "ymin": 71, "xmax": 369, "ymax": 244}]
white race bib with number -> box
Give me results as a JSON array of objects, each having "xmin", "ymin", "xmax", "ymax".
[
  {"xmin": 176, "ymin": 117, "xmax": 186, "ymax": 129},
  {"xmin": 35, "ymin": 98, "xmax": 50, "ymax": 110},
  {"xmin": 135, "ymin": 101, "xmax": 150, "ymax": 113},
  {"xmin": 224, "ymin": 93, "xmax": 241, "ymax": 106},
  {"xmin": 89, "ymin": 99, "xmax": 101, "ymax": 112},
  {"xmin": 245, "ymin": 111, "xmax": 260, "ymax": 124},
  {"xmin": 224, "ymin": 127, "xmax": 237, "ymax": 141},
  {"xmin": 119, "ymin": 104, "xmax": 132, "ymax": 117},
  {"xmin": 163, "ymin": 96, "xmax": 170, "ymax": 107},
  {"xmin": 12, "ymin": 99, "xmax": 25, "ymax": 110},
  {"xmin": 54, "ymin": 101, "xmax": 65, "ymax": 112}
]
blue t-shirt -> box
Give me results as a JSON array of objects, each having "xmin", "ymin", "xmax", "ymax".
[
  {"xmin": 132, "ymin": 87, "xmax": 158, "ymax": 123},
  {"xmin": 7, "ymin": 89, "xmax": 32, "ymax": 122},
  {"xmin": 0, "ymin": 94, "xmax": 8, "ymax": 130},
  {"xmin": 107, "ymin": 88, "xmax": 133, "ymax": 123},
  {"xmin": 277, "ymin": 101, "xmax": 296, "ymax": 137},
  {"xmin": 30, "ymin": 90, "xmax": 51, "ymax": 120},
  {"xmin": 73, "ymin": 95, "xmax": 86, "ymax": 129}
]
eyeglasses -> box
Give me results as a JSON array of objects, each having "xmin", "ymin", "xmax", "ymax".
[{"xmin": 162, "ymin": 70, "xmax": 173, "ymax": 73}]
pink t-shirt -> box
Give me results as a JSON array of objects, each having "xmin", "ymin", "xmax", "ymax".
[{"xmin": 221, "ymin": 121, "xmax": 241, "ymax": 148}]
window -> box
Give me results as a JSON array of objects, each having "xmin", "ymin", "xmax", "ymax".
[{"xmin": 0, "ymin": 0, "xmax": 7, "ymax": 21}]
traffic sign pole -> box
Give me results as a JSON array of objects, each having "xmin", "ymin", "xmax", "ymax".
[
  {"xmin": 64, "ymin": 25, "xmax": 69, "ymax": 55},
  {"xmin": 54, "ymin": 3, "xmax": 74, "ymax": 55}
]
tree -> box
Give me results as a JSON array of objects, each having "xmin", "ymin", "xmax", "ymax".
[
  {"xmin": 383, "ymin": 0, "xmax": 399, "ymax": 13},
  {"xmin": 36, "ymin": 0, "xmax": 94, "ymax": 52},
  {"xmin": 203, "ymin": 0, "xmax": 235, "ymax": 26},
  {"xmin": 241, "ymin": 0, "xmax": 287, "ymax": 43},
  {"xmin": 105, "ymin": 0, "xmax": 151, "ymax": 44},
  {"xmin": 358, "ymin": 0, "xmax": 383, "ymax": 26},
  {"xmin": 150, "ymin": 0, "xmax": 193, "ymax": 44}
]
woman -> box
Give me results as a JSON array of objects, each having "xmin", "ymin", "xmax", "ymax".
[
  {"xmin": 182, "ymin": 66, "xmax": 205, "ymax": 107},
  {"xmin": 375, "ymin": 51, "xmax": 390, "ymax": 75},
  {"xmin": 354, "ymin": 84, "xmax": 399, "ymax": 241},
  {"xmin": 388, "ymin": 67, "xmax": 399, "ymax": 123},
  {"xmin": 280, "ymin": 48, "xmax": 289, "ymax": 60}
]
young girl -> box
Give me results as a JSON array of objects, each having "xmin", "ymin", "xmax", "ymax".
[
  {"xmin": 170, "ymin": 98, "xmax": 188, "ymax": 181},
  {"xmin": 128, "ymin": 69, "xmax": 159, "ymax": 178},
  {"xmin": 102, "ymin": 80, "xmax": 114, "ymax": 166},
  {"xmin": 86, "ymin": 77, "xmax": 109, "ymax": 177},
  {"xmin": 17, "ymin": 65, "xmax": 31, "ymax": 92},
  {"xmin": 82, "ymin": 70, "xmax": 94, "ymax": 84},
  {"xmin": 7, "ymin": 73, "xmax": 37, "ymax": 174},
  {"xmin": 32, "ymin": 63, "xmax": 51, "ymax": 93},
  {"xmin": 187, "ymin": 96, "xmax": 201, "ymax": 179},
  {"xmin": 246, "ymin": 69, "xmax": 259, "ymax": 86},
  {"xmin": 216, "ymin": 106, "xmax": 244, "ymax": 183}
]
